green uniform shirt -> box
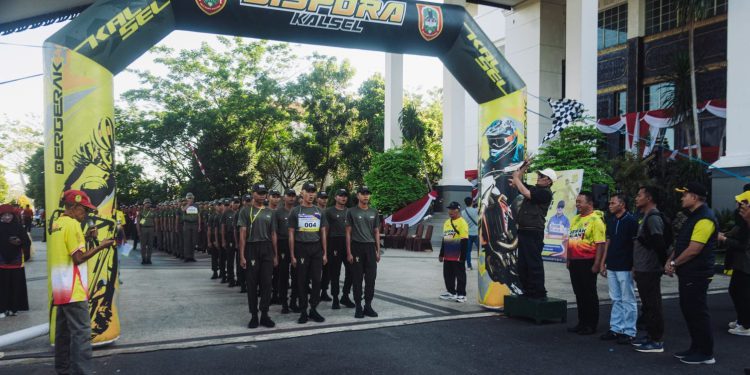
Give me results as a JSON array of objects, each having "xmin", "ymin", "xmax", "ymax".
[
  {"xmin": 183, "ymin": 204, "xmax": 199, "ymax": 223},
  {"xmin": 346, "ymin": 206, "xmax": 379, "ymax": 243},
  {"xmin": 223, "ymin": 209, "xmax": 236, "ymax": 236},
  {"xmin": 325, "ymin": 207, "xmax": 348, "ymax": 237},
  {"xmin": 139, "ymin": 209, "xmax": 155, "ymax": 227},
  {"xmin": 273, "ymin": 206, "xmax": 292, "ymax": 239},
  {"xmin": 288, "ymin": 205, "xmax": 327, "ymax": 243},
  {"xmin": 238, "ymin": 206, "xmax": 276, "ymax": 242}
]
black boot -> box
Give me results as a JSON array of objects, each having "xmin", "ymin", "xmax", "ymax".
[
  {"xmin": 363, "ymin": 304, "xmax": 378, "ymax": 318},
  {"xmin": 228, "ymin": 280, "xmax": 236, "ymax": 288},
  {"xmin": 331, "ymin": 298, "xmax": 340, "ymax": 310},
  {"xmin": 298, "ymin": 311, "xmax": 308, "ymax": 324},
  {"xmin": 211, "ymin": 271, "xmax": 219, "ymax": 280},
  {"xmin": 281, "ymin": 303, "xmax": 290, "ymax": 314},
  {"xmin": 248, "ymin": 314, "xmax": 259, "ymax": 329},
  {"xmin": 220, "ymin": 276, "xmax": 228, "ymax": 284},
  {"xmin": 239, "ymin": 283, "xmax": 247, "ymax": 293},
  {"xmin": 320, "ymin": 291, "xmax": 333, "ymax": 302},
  {"xmin": 260, "ymin": 313, "xmax": 275, "ymax": 328},
  {"xmin": 308, "ymin": 308, "xmax": 325, "ymax": 323},
  {"xmin": 289, "ymin": 299, "xmax": 300, "ymax": 313},
  {"xmin": 339, "ymin": 294, "xmax": 355, "ymax": 308},
  {"xmin": 354, "ymin": 304, "xmax": 364, "ymax": 319}
]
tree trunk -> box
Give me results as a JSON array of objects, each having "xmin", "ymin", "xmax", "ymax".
[{"xmin": 688, "ymin": 20, "xmax": 702, "ymax": 159}]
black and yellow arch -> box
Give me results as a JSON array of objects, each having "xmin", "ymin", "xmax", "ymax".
[{"xmin": 44, "ymin": 0, "xmax": 527, "ymax": 344}]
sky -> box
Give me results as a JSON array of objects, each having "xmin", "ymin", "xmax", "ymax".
[{"xmin": 0, "ymin": 19, "xmax": 446, "ymax": 197}]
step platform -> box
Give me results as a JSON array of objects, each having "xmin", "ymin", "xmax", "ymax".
[{"xmin": 504, "ymin": 295, "xmax": 567, "ymax": 324}]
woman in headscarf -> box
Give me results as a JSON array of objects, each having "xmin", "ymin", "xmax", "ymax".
[{"xmin": 0, "ymin": 204, "xmax": 31, "ymax": 317}]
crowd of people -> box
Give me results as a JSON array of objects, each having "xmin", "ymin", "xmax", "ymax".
[{"xmin": 510, "ymin": 159, "xmax": 750, "ymax": 366}]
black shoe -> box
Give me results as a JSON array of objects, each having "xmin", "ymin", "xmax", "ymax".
[
  {"xmin": 320, "ymin": 292, "xmax": 333, "ymax": 302},
  {"xmin": 298, "ymin": 311, "xmax": 308, "ymax": 324},
  {"xmin": 260, "ymin": 314, "xmax": 275, "ymax": 328},
  {"xmin": 617, "ymin": 335, "xmax": 634, "ymax": 345},
  {"xmin": 577, "ymin": 327, "xmax": 596, "ymax": 335},
  {"xmin": 220, "ymin": 277, "xmax": 228, "ymax": 284},
  {"xmin": 211, "ymin": 271, "xmax": 219, "ymax": 280},
  {"xmin": 567, "ymin": 325, "xmax": 582, "ymax": 333},
  {"xmin": 673, "ymin": 350, "xmax": 693, "ymax": 359},
  {"xmin": 248, "ymin": 315, "xmax": 259, "ymax": 329},
  {"xmin": 600, "ymin": 330, "xmax": 620, "ymax": 341},
  {"xmin": 281, "ymin": 305, "xmax": 290, "ymax": 314},
  {"xmin": 270, "ymin": 296, "xmax": 280, "ymax": 305},
  {"xmin": 228, "ymin": 280, "xmax": 236, "ymax": 288},
  {"xmin": 354, "ymin": 305, "xmax": 365, "ymax": 319},
  {"xmin": 147, "ymin": 260, "xmax": 153, "ymax": 264},
  {"xmin": 290, "ymin": 300, "xmax": 300, "ymax": 313},
  {"xmin": 186, "ymin": 258, "xmax": 196, "ymax": 262},
  {"xmin": 309, "ymin": 308, "xmax": 325, "ymax": 323},
  {"xmin": 340, "ymin": 295, "xmax": 356, "ymax": 308},
  {"xmin": 363, "ymin": 305, "xmax": 378, "ymax": 318},
  {"xmin": 141, "ymin": 260, "xmax": 146, "ymax": 265},
  {"xmin": 239, "ymin": 286, "xmax": 247, "ymax": 293},
  {"xmin": 332, "ymin": 300, "xmax": 341, "ymax": 310}
]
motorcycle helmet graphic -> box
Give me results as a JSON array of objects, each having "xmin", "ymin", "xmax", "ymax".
[{"xmin": 484, "ymin": 118, "xmax": 523, "ymax": 164}]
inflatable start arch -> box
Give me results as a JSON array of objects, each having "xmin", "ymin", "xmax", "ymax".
[{"xmin": 44, "ymin": 0, "xmax": 527, "ymax": 344}]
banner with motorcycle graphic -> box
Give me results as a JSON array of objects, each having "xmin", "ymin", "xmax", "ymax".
[{"xmin": 43, "ymin": 44, "xmax": 121, "ymax": 345}]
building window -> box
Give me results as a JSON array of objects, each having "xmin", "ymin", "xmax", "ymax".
[
  {"xmin": 646, "ymin": 0, "xmax": 728, "ymax": 36},
  {"xmin": 644, "ymin": 82, "xmax": 674, "ymax": 110},
  {"xmin": 598, "ymin": 4, "xmax": 628, "ymax": 50},
  {"xmin": 615, "ymin": 91, "xmax": 627, "ymax": 115}
]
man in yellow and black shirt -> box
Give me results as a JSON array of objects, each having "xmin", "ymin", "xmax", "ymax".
[
  {"xmin": 666, "ymin": 182, "xmax": 717, "ymax": 365},
  {"xmin": 439, "ymin": 201, "xmax": 469, "ymax": 303}
]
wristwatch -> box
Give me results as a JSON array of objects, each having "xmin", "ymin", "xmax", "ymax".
[{"xmin": 670, "ymin": 260, "xmax": 676, "ymax": 268}]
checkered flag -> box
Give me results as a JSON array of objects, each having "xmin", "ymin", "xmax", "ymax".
[{"xmin": 542, "ymin": 98, "xmax": 584, "ymax": 143}]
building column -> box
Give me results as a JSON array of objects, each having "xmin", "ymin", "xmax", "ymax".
[
  {"xmin": 565, "ymin": 0, "xmax": 598, "ymax": 115},
  {"xmin": 711, "ymin": 0, "xmax": 750, "ymax": 210},
  {"xmin": 384, "ymin": 53, "xmax": 403, "ymax": 150}
]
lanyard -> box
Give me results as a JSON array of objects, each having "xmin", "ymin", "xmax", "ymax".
[{"xmin": 248, "ymin": 206, "xmax": 263, "ymax": 236}]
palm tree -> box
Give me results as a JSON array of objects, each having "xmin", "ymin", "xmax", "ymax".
[{"xmin": 663, "ymin": 52, "xmax": 695, "ymax": 158}]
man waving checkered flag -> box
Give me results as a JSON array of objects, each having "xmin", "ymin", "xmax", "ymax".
[{"xmin": 542, "ymin": 98, "xmax": 584, "ymax": 143}]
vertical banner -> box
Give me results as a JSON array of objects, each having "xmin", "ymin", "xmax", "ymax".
[
  {"xmin": 44, "ymin": 44, "xmax": 120, "ymax": 345},
  {"xmin": 477, "ymin": 89, "xmax": 526, "ymax": 309},
  {"xmin": 528, "ymin": 169, "xmax": 584, "ymax": 262}
]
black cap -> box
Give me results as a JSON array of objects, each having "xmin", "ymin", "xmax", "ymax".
[
  {"xmin": 232, "ymin": 195, "xmax": 241, "ymax": 203},
  {"xmin": 242, "ymin": 194, "xmax": 252, "ymax": 201},
  {"xmin": 317, "ymin": 191, "xmax": 328, "ymax": 199},
  {"xmin": 214, "ymin": 200, "xmax": 222, "ymax": 206},
  {"xmin": 675, "ymin": 181, "xmax": 708, "ymax": 198},
  {"xmin": 302, "ymin": 182, "xmax": 317, "ymax": 192},
  {"xmin": 336, "ymin": 189, "xmax": 348, "ymax": 196},
  {"xmin": 447, "ymin": 201, "xmax": 461, "ymax": 210},
  {"xmin": 357, "ymin": 186, "xmax": 371, "ymax": 194},
  {"xmin": 285, "ymin": 189, "xmax": 297, "ymax": 196},
  {"xmin": 253, "ymin": 183, "xmax": 269, "ymax": 194},
  {"xmin": 269, "ymin": 189, "xmax": 281, "ymax": 197},
  {"xmin": 223, "ymin": 198, "xmax": 231, "ymax": 205}
]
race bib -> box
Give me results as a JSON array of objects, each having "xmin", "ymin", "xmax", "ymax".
[
  {"xmin": 186, "ymin": 206, "xmax": 198, "ymax": 215},
  {"xmin": 298, "ymin": 213, "xmax": 321, "ymax": 232}
]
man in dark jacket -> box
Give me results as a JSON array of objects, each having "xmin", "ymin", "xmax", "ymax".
[
  {"xmin": 510, "ymin": 162, "xmax": 555, "ymax": 299},
  {"xmin": 719, "ymin": 190, "xmax": 750, "ymax": 337}
]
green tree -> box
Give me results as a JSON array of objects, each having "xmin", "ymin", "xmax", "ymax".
[
  {"xmin": 340, "ymin": 74, "xmax": 386, "ymax": 185},
  {"xmin": 364, "ymin": 146, "xmax": 428, "ymax": 215},
  {"xmin": 530, "ymin": 124, "xmax": 614, "ymax": 191},
  {"xmin": 399, "ymin": 91, "xmax": 443, "ymax": 184},
  {"xmin": 22, "ymin": 147, "xmax": 45, "ymax": 207},
  {"xmin": 0, "ymin": 165, "xmax": 8, "ymax": 203}
]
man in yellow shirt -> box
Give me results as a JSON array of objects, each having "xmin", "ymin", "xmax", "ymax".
[
  {"xmin": 49, "ymin": 190, "xmax": 114, "ymax": 374},
  {"xmin": 439, "ymin": 201, "xmax": 470, "ymax": 303}
]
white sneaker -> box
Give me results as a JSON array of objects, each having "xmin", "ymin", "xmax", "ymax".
[
  {"xmin": 439, "ymin": 292, "xmax": 456, "ymax": 300},
  {"xmin": 728, "ymin": 325, "xmax": 750, "ymax": 336},
  {"xmin": 729, "ymin": 320, "xmax": 738, "ymax": 329},
  {"xmin": 455, "ymin": 295, "xmax": 467, "ymax": 303},
  {"xmin": 0, "ymin": 313, "xmax": 5, "ymax": 318}
]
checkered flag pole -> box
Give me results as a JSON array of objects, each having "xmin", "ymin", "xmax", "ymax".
[{"xmin": 541, "ymin": 98, "xmax": 585, "ymax": 143}]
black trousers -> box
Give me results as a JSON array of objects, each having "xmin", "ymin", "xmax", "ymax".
[
  {"xmin": 328, "ymin": 236, "xmax": 352, "ymax": 299},
  {"xmin": 443, "ymin": 261, "xmax": 466, "ymax": 296},
  {"xmin": 210, "ymin": 245, "xmax": 219, "ymax": 272},
  {"xmin": 245, "ymin": 241, "xmax": 274, "ymax": 314},
  {"xmin": 225, "ymin": 239, "xmax": 236, "ymax": 281},
  {"xmin": 236, "ymin": 242, "xmax": 245, "ymax": 287},
  {"xmin": 296, "ymin": 241, "xmax": 323, "ymax": 311},
  {"xmin": 678, "ymin": 276, "xmax": 713, "ymax": 356},
  {"xmin": 351, "ymin": 241, "xmax": 377, "ymax": 305},
  {"xmin": 219, "ymin": 245, "xmax": 227, "ymax": 278},
  {"xmin": 276, "ymin": 239, "xmax": 297, "ymax": 305},
  {"xmin": 634, "ymin": 271, "xmax": 664, "ymax": 341},
  {"xmin": 568, "ymin": 258, "xmax": 599, "ymax": 330},
  {"xmin": 729, "ymin": 269, "xmax": 750, "ymax": 327},
  {"xmin": 517, "ymin": 230, "xmax": 547, "ymax": 298}
]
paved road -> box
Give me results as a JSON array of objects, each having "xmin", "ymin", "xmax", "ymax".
[{"xmin": 5, "ymin": 293, "xmax": 747, "ymax": 375}]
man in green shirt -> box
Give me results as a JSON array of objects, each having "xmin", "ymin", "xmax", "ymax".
[
  {"xmin": 346, "ymin": 186, "xmax": 381, "ymax": 319},
  {"xmin": 182, "ymin": 193, "xmax": 200, "ymax": 262},
  {"xmin": 274, "ymin": 189, "xmax": 298, "ymax": 313},
  {"xmin": 326, "ymin": 189, "xmax": 354, "ymax": 309},
  {"xmin": 289, "ymin": 182, "xmax": 328, "ymax": 324},
  {"xmin": 239, "ymin": 184, "xmax": 278, "ymax": 328},
  {"xmin": 137, "ymin": 199, "xmax": 156, "ymax": 265},
  {"xmin": 222, "ymin": 197, "xmax": 240, "ymax": 286}
]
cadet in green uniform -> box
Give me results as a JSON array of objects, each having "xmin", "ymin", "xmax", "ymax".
[
  {"xmin": 154, "ymin": 203, "xmax": 162, "ymax": 253},
  {"xmin": 138, "ymin": 199, "xmax": 156, "ymax": 265},
  {"xmin": 346, "ymin": 186, "xmax": 381, "ymax": 318},
  {"xmin": 274, "ymin": 189, "xmax": 298, "ymax": 313},
  {"xmin": 210, "ymin": 201, "xmax": 224, "ymax": 279},
  {"xmin": 268, "ymin": 190, "xmax": 282, "ymax": 303},
  {"xmin": 289, "ymin": 182, "xmax": 328, "ymax": 324},
  {"xmin": 182, "ymin": 193, "xmax": 200, "ymax": 262},
  {"xmin": 317, "ymin": 191, "xmax": 333, "ymax": 302},
  {"xmin": 326, "ymin": 189, "xmax": 355, "ymax": 308},
  {"xmin": 175, "ymin": 199, "xmax": 185, "ymax": 259},
  {"xmin": 236, "ymin": 195, "xmax": 252, "ymax": 293},
  {"xmin": 223, "ymin": 196, "xmax": 240, "ymax": 287},
  {"xmin": 239, "ymin": 184, "xmax": 277, "ymax": 328},
  {"xmin": 200, "ymin": 202, "xmax": 209, "ymax": 253}
]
